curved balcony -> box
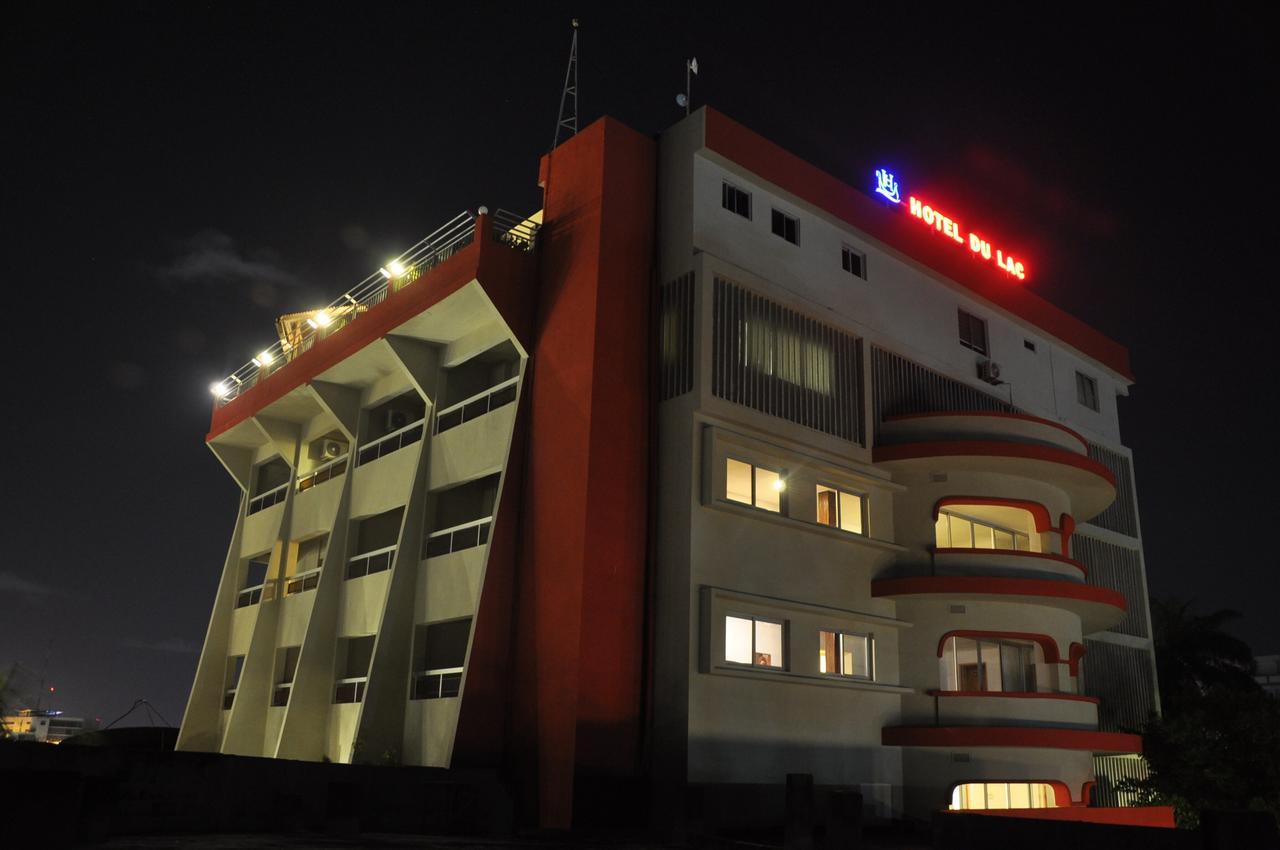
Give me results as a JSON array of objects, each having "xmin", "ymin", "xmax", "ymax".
[
  {"xmin": 924, "ymin": 690, "xmax": 1099, "ymax": 729},
  {"xmin": 881, "ymin": 411, "xmax": 1088, "ymax": 455},
  {"xmin": 882, "ymin": 725, "xmax": 1142, "ymax": 754},
  {"xmin": 933, "ymin": 547, "xmax": 1086, "ymax": 582},
  {"xmin": 872, "ymin": 576, "xmax": 1126, "ymax": 634},
  {"xmin": 873, "ymin": 440, "xmax": 1116, "ymax": 521}
]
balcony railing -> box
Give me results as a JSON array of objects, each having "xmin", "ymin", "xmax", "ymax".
[
  {"xmin": 235, "ymin": 583, "xmax": 266, "ymax": 609},
  {"xmin": 271, "ymin": 683, "xmax": 292, "ymax": 707},
  {"xmin": 346, "ymin": 545, "xmax": 396, "ymax": 580},
  {"xmin": 333, "ymin": 676, "xmax": 367, "ymax": 704},
  {"xmin": 356, "ymin": 419, "xmax": 424, "ymax": 467},
  {"xmin": 297, "ymin": 454, "xmax": 348, "ymax": 492},
  {"xmin": 435, "ymin": 376, "xmax": 519, "ymax": 435},
  {"xmin": 411, "ymin": 667, "xmax": 464, "ymax": 700},
  {"xmin": 247, "ymin": 481, "xmax": 289, "ymax": 515},
  {"xmin": 284, "ymin": 566, "xmax": 321, "ymax": 596},
  {"xmin": 423, "ymin": 517, "xmax": 493, "ymax": 558},
  {"xmin": 212, "ymin": 209, "xmax": 539, "ymax": 405}
]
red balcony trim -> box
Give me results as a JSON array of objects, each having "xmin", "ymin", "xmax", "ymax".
[
  {"xmin": 884, "ymin": 411, "xmax": 1089, "ymax": 452},
  {"xmin": 933, "ymin": 547, "xmax": 1087, "ymax": 577},
  {"xmin": 882, "ymin": 726, "xmax": 1142, "ymax": 754},
  {"xmin": 1068, "ymin": 641, "xmax": 1087, "ymax": 677},
  {"xmin": 873, "ymin": 576, "xmax": 1126, "ymax": 612},
  {"xmin": 873, "ymin": 441, "xmax": 1117, "ymax": 488},
  {"xmin": 928, "ymin": 689, "xmax": 1100, "ymax": 705},
  {"xmin": 950, "ymin": 806, "xmax": 1176, "ymax": 828}
]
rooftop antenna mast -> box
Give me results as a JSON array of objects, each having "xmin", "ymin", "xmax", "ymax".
[{"xmin": 551, "ymin": 19, "xmax": 580, "ymax": 150}]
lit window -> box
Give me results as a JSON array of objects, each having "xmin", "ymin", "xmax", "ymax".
[
  {"xmin": 771, "ymin": 208, "xmax": 799, "ymax": 244},
  {"xmin": 957, "ymin": 308, "xmax": 988, "ymax": 355},
  {"xmin": 816, "ymin": 484, "xmax": 866, "ymax": 535},
  {"xmin": 1076, "ymin": 371, "xmax": 1099, "ymax": 412},
  {"xmin": 950, "ymin": 782, "xmax": 1058, "ymax": 810},
  {"xmin": 940, "ymin": 636, "xmax": 1043, "ymax": 693},
  {"xmin": 725, "ymin": 614, "xmax": 785, "ymax": 668},
  {"xmin": 724, "ymin": 457, "xmax": 784, "ymax": 513},
  {"xmin": 841, "ymin": 245, "xmax": 866, "ymax": 279},
  {"xmin": 819, "ymin": 630, "xmax": 872, "ymax": 679},
  {"xmin": 722, "ymin": 182, "xmax": 752, "ymax": 219},
  {"xmin": 935, "ymin": 509, "xmax": 1029, "ymax": 551}
]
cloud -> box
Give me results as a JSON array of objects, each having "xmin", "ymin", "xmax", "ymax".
[
  {"xmin": 121, "ymin": 637, "xmax": 201, "ymax": 654},
  {"xmin": 158, "ymin": 229, "xmax": 301, "ymax": 288},
  {"xmin": 0, "ymin": 572, "xmax": 54, "ymax": 599}
]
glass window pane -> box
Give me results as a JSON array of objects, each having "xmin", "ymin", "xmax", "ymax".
[
  {"xmin": 1001, "ymin": 642, "xmax": 1029, "ymax": 692},
  {"xmin": 1030, "ymin": 783, "xmax": 1053, "ymax": 808},
  {"xmin": 839, "ymin": 491, "xmax": 863, "ymax": 534},
  {"xmin": 993, "ymin": 529, "xmax": 1014, "ymax": 550},
  {"xmin": 816, "ymin": 485, "xmax": 838, "ymax": 527},
  {"xmin": 980, "ymin": 641, "xmax": 1003, "ymax": 692},
  {"xmin": 955, "ymin": 637, "xmax": 981, "ymax": 691},
  {"xmin": 1009, "ymin": 783, "xmax": 1031, "ymax": 809},
  {"xmin": 754, "ymin": 468, "xmax": 782, "ymax": 512},
  {"xmin": 725, "ymin": 616, "xmax": 753, "ymax": 664},
  {"xmin": 949, "ymin": 515, "xmax": 974, "ymax": 548},
  {"xmin": 842, "ymin": 634, "xmax": 869, "ymax": 678},
  {"xmin": 754, "ymin": 620, "xmax": 783, "ymax": 668},
  {"xmin": 935, "ymin": 513, "xmax": 951, "ymax": 548},
  {"xmin": 974, "ymin": 523, "xmax": 995, "ymax": 549},
  {"xmin": 986, "ymin": 783, "xmax": 1010, "ymax": 810},
  {"xmin": 819, "ymin": 630, "xmax": 837, "ymax": 674},
  {"xmin": 726, "ymin": 459, "xmax": 753, "ymax": 505},
  {"xmin": 940, "ymin": 637, "xmax": 959, "ymax": 690}
]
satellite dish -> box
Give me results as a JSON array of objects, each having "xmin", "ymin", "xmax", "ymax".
[{"xmin": 676, "ymin": 93, "xmax": 688, "ymax": 107}]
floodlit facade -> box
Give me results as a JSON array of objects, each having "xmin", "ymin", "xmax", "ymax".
[
  {"xmin": 179, "ymin": 108, "xmax": 1164, "ymax": 829},
  {"xmin": 2, "ymin": 709, "xmax": 86, "ymax": 743}
]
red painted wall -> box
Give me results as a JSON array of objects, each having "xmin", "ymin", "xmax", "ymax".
[{"xmin": 510, "ymin": 117, "xmax": 655, "ymax": 828}]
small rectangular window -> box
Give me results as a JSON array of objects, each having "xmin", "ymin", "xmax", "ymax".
[
  {"xmin": 725, "ymin": 614, "xmax": 785, "ymax": 669},
  {"xmin": 722, "ymin": 182, "xmax": 752, "ymax": 219},
  {"xmin": 815, "ymin": 484, "xmax": 867, "ymax": 535},
  {"xmin": 841, "ymin": 245, "xmax": 866, "ymax": 279},
  {"xmin": 771, "ymin": 209, "xmax": 799, "ymax": 244},
  {"xmin": 724, "ymin": 457, "xmax": 784, "ymax": 514},
  {"xmin": 819, "ymin": 630, "xmax": 873, "ymax": 679},
  {"xmin": 1023, "ymin": 339, "xmax": 1037, "ymax": 352},
  {"xmin": 1076, "ymin": 371, "xmax": 1099, "ymax": 411},
  {"xmin": 958, "ymin": 309, "xmax": 988, "ymax": 355}
]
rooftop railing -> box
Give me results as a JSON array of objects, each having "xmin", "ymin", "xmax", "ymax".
[{"xmin": 211, "ymin": 208, "xmax": 539, "ymax": 405}]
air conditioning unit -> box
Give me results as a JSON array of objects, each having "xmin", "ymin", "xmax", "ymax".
[
  {"xmin": 320, "ymin": 439, "xmax": 345, "ymax": 459},
  {"xmin": 978, "ymin": 360, "xmax": 1003, "ymax": 385},
  {"xmin": 385, "ymin": 409, "xmax": 409, "ymax": 432}
]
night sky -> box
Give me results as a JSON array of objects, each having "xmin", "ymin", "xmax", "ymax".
[{"xmin": 4, "ymin": 5, "xmax": 1276, "ymax": 726}]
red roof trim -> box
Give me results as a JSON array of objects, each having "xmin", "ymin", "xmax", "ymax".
[
  {"xmin": 885, "ymin": 411, "xmax": 1089, "ymax": 451},
  {"xmin": 873, "ymin": 440, "xmax": 1117, "ymax": 488},
  {"xmin": 702, "ymin": 108, "xmax": 1134, "ymax": 381},
  {"xmin": 882, "ymin": 726, "xmax": 1142, "ymax": 753},
  {"xmin": 872, "ymin": 576, "xmax": 1127, "ymax": 612}
]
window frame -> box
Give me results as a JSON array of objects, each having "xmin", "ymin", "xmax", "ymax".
[
  {"xmin": 819, "ymin": 629, "xmax": 874, "ymax": 681},
  {"xmin": 1075, "ymin": 371, "xmax": 1100, "ymax": 412},
  {"xmin": 957, "ymin": 308, "xmax": 989, "ymax": 356},
  {"xmin": 815, "ymin": 482, "xmax": 869, "ymax": 536},
  {"xmin": 935, "ymin": 508, "xmax": 1031, "ymax": 551},
  {"xmin": 941, "ymin": 635, "xmax": 1042, "ymax": 693},
  {"xmin": 841, "ymin": 244, "xmax": 867, "ymax": 279},
  {"xmin": 771, "ymin": 208, "xmax": 800, "ymax": 245},
  {"xmin": 724, "ymin": 456, "xmax": 786, "ymax": 514},
  {"xmin": 721, "ymin": 181, "xmax": 752, "ymax": 220},
  {"xmin": 724, "ymin": 612, "xmax": 787, "ymax": 670}
]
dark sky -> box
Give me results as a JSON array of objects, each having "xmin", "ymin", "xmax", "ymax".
[{"xmin": 3, "ymin": 4, "xmax": 1276, "ymax": 725}]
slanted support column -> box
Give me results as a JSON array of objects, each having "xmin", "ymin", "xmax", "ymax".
[
  {"xmin": 208, "ymin": 442, "xmax": 254, "ymax": 491},
  {"xmin": 383, "ymin": 335, "xmax": 443, "ymax": 404},
  {"xmin": 253, "ymin": 416, "xmax": 302, "ymax": 469},
  {"xmin": 308, "ymin": 380, "xmax": 362, "ymax": 444}
]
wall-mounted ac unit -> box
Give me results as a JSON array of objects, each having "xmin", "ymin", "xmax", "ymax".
[
  {"xmin": 978, "ymin": 360, "xmax": 1003, "ymax": 385},
  {"xmin": 320, "ymin": 439, "xmax": 345, "ymax": 459},
  {"xmin": 385, "ymin": 409, "xmax": 409, "ymax": 432}
]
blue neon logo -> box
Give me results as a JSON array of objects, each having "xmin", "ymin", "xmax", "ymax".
[{"xmin": 874, "ymin": 168, "xmax": 901, "ymax": 204}]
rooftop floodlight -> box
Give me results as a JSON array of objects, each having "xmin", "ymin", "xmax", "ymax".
[
  {"xmin": 387, "ymin": 259, "xmax": 407, "ymax": 278},
  {"xmin": 379, "ymin": 267, "xmax": 392, "ymax": 280},
  {"xmin": 307, "ymin": 310, "xmax": 332, "ymax": 330},
  {"xmin": 210, "ymin": 381, "xmax": 230, "ymax": 398},
  {"xmin": 252, "ymin": 350, "xmax": 274, "ymax": 368}
]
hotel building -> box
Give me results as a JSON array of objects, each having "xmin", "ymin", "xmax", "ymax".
[{"xmin": 177, "ymin": 108, "xmax": 1163, "ymax": 829}]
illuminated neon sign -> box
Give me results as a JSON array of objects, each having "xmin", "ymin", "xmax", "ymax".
[{"xmin": 873, "ymin": 168, "xmax": 1026, "ymax": 281}]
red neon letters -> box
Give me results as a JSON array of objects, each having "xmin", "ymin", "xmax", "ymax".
[{"xmin": 907, "ymin": 196, "xmax": 1027, "ymax": 281}]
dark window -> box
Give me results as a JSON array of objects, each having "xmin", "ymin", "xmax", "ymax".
[
  {"xmin": 1024, "ymin": 339, "xmax": 1037, "ymax": 352},
  {"xmin": 722, "ymin": 182, "xmax": 751, "ymax": 219},
  {"xmin": 771, "ymin": 209, "xmax": 799, "ymax": 244},
  {"xmin": 411, "ymin": 618, "xmax": 472, "ymax": 700},
  {"xmin": 841, "ymin": 246, "xmax": 866, "ymax": 279},
  {"xmin": 957, "ymin": 309, "xmax": 988, "ymax": 356},
  {"xmin": 1076, "ymin": 371, "xmax": 1100, "ymax": 411}
]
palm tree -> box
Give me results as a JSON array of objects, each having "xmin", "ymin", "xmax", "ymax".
[{"xmin": 1151, "ymin": 598, "xmax": 1260, "ymax": 710}]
